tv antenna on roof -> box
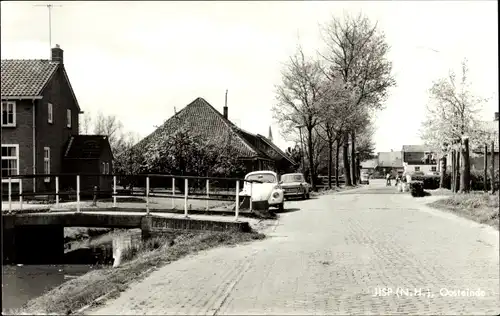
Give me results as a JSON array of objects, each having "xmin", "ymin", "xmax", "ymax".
[{"xmin": 34, "ymin": 4, "xmax": 63, "ymax": 58}]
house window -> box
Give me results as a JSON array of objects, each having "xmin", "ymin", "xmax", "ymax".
[
  {"xmin": 414, "ymin": 166, "xmax": 420, "ymax": 172},
  {"xmin": 106, "ymin": 162, "xmax": 110, "ymax": 174},
  {"xmin": 44, "ymin": 147, "xmax": 50, "ymax": 182},
  {"xmin": 431, "ymin": 166, "xmax": 437, "ymax": 172},
  {"xmin": 48, "ymin": 103, "xmax": 53, "ymax": 124},
  {"xmin": 102, "ymin": 162, "xmax": 110, "ymax": 175},
  {"xmin": 67, "ymin": 109, "xmax": 72, "ymax": 128},
  {"xmin": 1, "ymin": 101, "xmax": 16, "ymax": 127},
  {"xmin": 1, "ymin": 144, "xmax": 19, "ymax": 182}
]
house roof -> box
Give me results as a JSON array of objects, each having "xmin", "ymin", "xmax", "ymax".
[
  {"xmin": 402, "ymin": 145, "xmax": 437, "ymax": 152},
  {"xmin": 64, "ymin": 135, "xmax": 113, "ymax": 159},
  {"xmin": 1, "ymin": 59, "xmax": 59, "ymax": 97},
  {"xmin": 1, "ymin": 59, "xmax": 81, "ymax": 111},
  {"xmin": 360, "ymin": 158, "xmax": 378, "ymax": 169},
  {"xmin": 377, "ymin": 151, "xmax": 403, "ymax": 168},
  {"xmin": 135, "ymin": 97, "xmax": 295, "ymax": 165}
]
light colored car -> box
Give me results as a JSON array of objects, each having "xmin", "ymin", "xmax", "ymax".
[
  {"xmin": 360, "ymin": 172, "xmax": 370, "ymax": 184},
  {"xmin": 280, "ymin": 173, "xmax": 310, "ymax": 200},
  {"xmin": 239, "ymin": 171, "xmax": 284, "ymax": 211}
]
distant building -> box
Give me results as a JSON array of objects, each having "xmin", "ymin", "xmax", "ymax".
[
  {"xmin": 360, "ymin": 158, "xmax": 378, "ymax": 174},
  {"xmin": 377, "ymin": 150, "xmax": 404, "ymax": 175},
  {"xmin": 402, "ymin": 145, "xmax": 438, "ymax": 174},
  {"xmin": 469, "ymin": 112, "xmax": 499, "ymax": 171}
]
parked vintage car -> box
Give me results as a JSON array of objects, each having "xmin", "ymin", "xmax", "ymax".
[
  {"xmin": 239, "ymin": 171, "xmax": 284, "ymax": 211},
  {"xmin": 280, "ymin": 173, "xmax": 310, "ymax": 200},
  {"xmin": 360, "ymin": 171, "xmax": 370, "ymax": 185}
]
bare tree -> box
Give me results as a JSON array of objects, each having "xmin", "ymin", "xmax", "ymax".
[
  {"xmin": 320, "ymin": 13, "xmax": 396, "ymax": 185},
  {"xmin": 79, "ymin": 111, "xmax": 93, "ymax": 135},
  {"xmin": 316, "ymin": 78, "xmax": 358, "ymax": 188},
  {"xmin": 273, "ymin": 45, "xmax": 331, "ymax": 191},
  {"xmin": 420, "ymin": 59, "xmax": 488, "ymax": 192}
]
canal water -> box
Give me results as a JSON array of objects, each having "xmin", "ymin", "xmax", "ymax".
[{"xmin": 2, "ymin": 228, "xmax": 142, "ymax": 312}]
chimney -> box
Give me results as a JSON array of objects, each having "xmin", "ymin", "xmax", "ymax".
[
  {"xmin": 495, "ymin": 112, "xmax": 499, "ymax": 121},
  {"xmin": 223, "ymin": 89, "xmax": 228, "ymax": 119},
  {"xmin": 51, "ymin": 44, "xmax": 63, "ymax": 63},
  {"xmin": 268, "ymin": 126, "xmax": 273, "ymax": 141}
]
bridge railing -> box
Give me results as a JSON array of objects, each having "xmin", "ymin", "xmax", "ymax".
[{"xmin": 2, "ymin": 173, "xmax": 262, "ymax": 221}]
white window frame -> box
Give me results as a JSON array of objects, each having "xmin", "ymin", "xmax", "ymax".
[
  {"xmin": 1, "ymin": 144, "xmax": 20, "ymax": 183},
  {"xmin": 44, "ymin": 147, "xmax": 51, "ymax": 182},
  {"xmin": 102, "ymin": 162, "xmax": 110, "ymax": 175},
  {"xmin": 431, "ymin": 166, "xmax": 437, "ymax": 172},
  {"xmin": 1, "ymin": 101, "xmax": 16, "ymax": 127},
  {"xmin": 67, "ymin": 109, "xmax": 72, "ymax": 128},
  {"xmin": 414, "ymin": 166, "xmax": 421, "ymax": 172},
  {"xmin": 48, "ymin": 103, "xmax": 53, "ymax": 124}
]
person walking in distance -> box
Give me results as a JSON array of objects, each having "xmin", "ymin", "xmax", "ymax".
[{"xmin": 386, "ymin": 173, "xmax": 391, "ymax": 186}]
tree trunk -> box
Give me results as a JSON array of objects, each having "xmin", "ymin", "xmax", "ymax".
[
  {"xmin": 343, "ymin": 132, "xmax": 352, "ymax": 186},
  {"xmin": 307, "ymin": 128, "xmax": 316, "ymax": 191},
  {"xmin": 490, "ymin": 140, "xmax": 496, "ymax": 194},
  {"xmin": 335, "ymin": 140, "xmax": 340, "ymax": 187},
  {"xmin": 460, "ymin": 137, "xmax": 470, "ymax": 192},
  {"xmin": 484, "ymin": 144, "xmax": 488, "ymax": 192},
  {"xmin": 451, "ymin": 150, "xmax": 456, "ymax": 192},
  {"xmin": 327, "ymin": 140, "xmax": 333, "ymax": 189},
  {"xmin": 439, "ymin": 156, "xmax": 447, "ymax": 188},
  {"xmin": 350, "ymin": 131, "xmax": 357, "ymax": 185},
  {"xmin": 454, "ymin": 148, "xmax": 460, "ymax": 192}
]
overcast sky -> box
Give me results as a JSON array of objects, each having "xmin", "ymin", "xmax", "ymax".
[{"xmin": 1, "ymin": 1, "xmax": 498, "ymax": 153}]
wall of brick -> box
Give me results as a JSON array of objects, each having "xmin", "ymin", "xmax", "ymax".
[
  {"xmin": 1, "ymin": 100, "xmax": 35, "ymax": 191},
  {"xmin": 35, "ymin": 66, "xmax": 80, "ymax": 192}
]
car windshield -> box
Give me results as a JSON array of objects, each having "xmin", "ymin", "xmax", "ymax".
[
  {"xmin": 281, "ymin": 174, "xmax": 304, "ymax": 183},
  {"xmin": 246, "ymin": 173, "xmax": 276, "ymax": 183}
]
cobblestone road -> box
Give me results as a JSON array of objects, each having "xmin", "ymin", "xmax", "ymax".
[{"xmin": 87, "ymin": 180, "xmax": 500, "ymax": 315}]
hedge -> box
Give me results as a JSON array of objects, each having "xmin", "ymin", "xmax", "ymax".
[{"xmin": 409, "ymin": 181, "xmax": 425, "ymax": 197}]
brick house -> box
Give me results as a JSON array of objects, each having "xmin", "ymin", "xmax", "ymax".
[
  {"xmin": 135, "ymin": 97, "xmax": 296, "ymax": 175},
  {"xmin": 1, "ymin": 45, "xmax": 81, "ymax": 193},
  {"xmin": 61, "ymin": 135, "xmax": 114, "ymax": 196}
]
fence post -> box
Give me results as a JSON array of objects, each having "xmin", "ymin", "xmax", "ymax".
[
  {"xmin": 249, "ymin": 181, "xmax": 253, "ymax": 212},
  {"xmin": 8, "ymin": 177, "xmax": 12, "ymax": 212},
  {"xmin": 19, "ymin": 179, "xmax": 23, "ymax": 211},
  {"xmin": 55, "ymin": 176, "xmax": 59, "ymax": 208},
  {"xmin": 172, "ymin": 178, "xmax": 175, "ymax": 209},
  {"xmin": 184, "ymin": 178, "xmax": 188, "ymax": 217},
  {"xmin": 235, "ymin": 180, "xmax": 240, "ymax": 221},
  {"xmin": 113, "ymin": 176, "xmax": 117, "ymax": 208},
  {"xmin": 206, "ymin": 179, "xmax": 209, "ymax": 211},
  {"xmin": 146, "ymin": 176, "xmax": 150, "ymax": 216},
  {"xmin": 76, "ymin": 175, "xmax": 80, "ymax": 212}
]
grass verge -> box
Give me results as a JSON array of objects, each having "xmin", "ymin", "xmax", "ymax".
[
  {"xmin": 427, "ymin": 192, "xmax": 499, "ymax": 229},
  {"xmin": 7, "ymin": 230, "xmax": 265, "ymax": 315}
]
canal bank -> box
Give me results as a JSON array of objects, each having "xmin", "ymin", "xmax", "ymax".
[
  {"xmin": 3, "ymin": 214, "xmax": 275, "ymax": 315},
  {"xmin": 2, "ymin": 228, "xmax": 140, "ymax": 312}
]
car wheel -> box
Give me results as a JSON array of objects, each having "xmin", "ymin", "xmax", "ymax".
[{"xmin": 277, "ymin": 203, "xmax": 284, "ymax": 211}]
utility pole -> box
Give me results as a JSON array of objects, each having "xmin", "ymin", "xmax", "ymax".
[{"xmin": 34, "ymin": 4, "xmax": 63, "ymax": 58}]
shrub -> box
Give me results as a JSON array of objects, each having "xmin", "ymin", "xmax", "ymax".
[
  {"xmin": 410, "ymin": 174, "xmax": 441, "ymax": 190},
  {"xmin": 409, "ymin": 181, "xmax": 425, "ymax": 197}
]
